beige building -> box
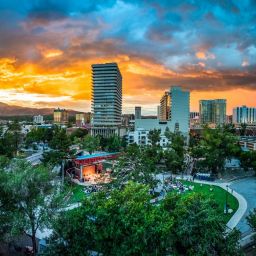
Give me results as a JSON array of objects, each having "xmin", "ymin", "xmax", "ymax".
[
  {"xmin": 159, "ymin": 92, "xmax": 170, "ymax": 121},
  {"xmin": 76, "ymin": 113, "xmax": 91, "ymax": 127},
  {"xmin": 53, "ymin": 108, "xmax": 68, "ymax": 124}
]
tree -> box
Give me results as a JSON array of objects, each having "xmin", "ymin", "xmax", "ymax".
[
  {"xmin": 7, "ymin": 120, "xmax": 22, "ymax": 156},
  {"xmin": 223, "ymin": 124, "xmax": 236, "ymax": 134},
  {"xmin": 111, "ymin": 144, "xmax": 157, "ymax": 189},
  {"xmin": 44, "ymin": 184, "xmax": 242, "ymax": 256},
  {"xmin": 0, "ymin": 163, "xmax": 15, "ymax": 242},
  {"xmin": 191, "ymin": 127, "xmax": 240, "ymax": 175},
  {"xmin": 42, "ymin": 126, "xmax": 71, "ymax": 166},
  {"xmin": 42, "ymin": 150, "xmax": 66, "ymax": 166},
  {"xmin": 44, "ymin": 182, "xmax": 174, "ymax": 256},
  {"xmin": 247, "ymin": 209, "xmax": 256, "ymax": 239},
  {"xmin": 49, "ymin": 126, "xmax": 71, "ymax": 152},
  {"xmin": 164, "ymin": 131, "xmax": 186, "ymax": 174},
  {"xmin": 164, "ymin": 193, "xmax": 242, "ymax": 256},
  {"xmin": 25, "ymin": 127, "xmax": 53, "ymax": 148},
  {"xmin": 70, "ymin": 128, "xmax": 88, "ymax": 142},
  {"xmin": 239, "ymin": 151, "xmax": 256, "ymax": 173},
  {"xmin": 240, "ymin": 123, "xmax": 247, "ymax": 136},
  {"xmin": 148, "ymin": 129, "xmax": 161, "ymax": 147},
  {"xmin": 0, "ymin": 121, "xmax": 22, "ymax": 157},
  {"xmin": 0, "ymin": 155, "xmax": 9, "ymax": 168},
  {"xmin": 105, "ymin": 135, "xmax": 123, "ymax": 152},
  {"xmin": 81, "ymin": 135, "xmax": 100, "ymax": 154},
  {"xmin": 0, "ymin": 159, "xmax": 64, "ymax": 255}
]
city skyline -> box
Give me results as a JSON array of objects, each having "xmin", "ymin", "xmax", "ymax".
[{"xmin": 0, "ymin": 0, "xmax": 256, "ymax": 114}]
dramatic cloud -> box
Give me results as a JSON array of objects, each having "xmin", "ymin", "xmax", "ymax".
[{"xmin": 0, "ymin": 0, "xmax": 256, "ymax": 114}]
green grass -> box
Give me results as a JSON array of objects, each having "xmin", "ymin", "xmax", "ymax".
[
  {"xmin": 66, "ymin": 185, "xmax": 86, "ymax": 205},
  {"xmin": 181, "ymin": 180, "xmax": 239, "ymax": 223},
  {"xmin": 67, "ymin": 181, "xmax": 239, "ymax": 223}
]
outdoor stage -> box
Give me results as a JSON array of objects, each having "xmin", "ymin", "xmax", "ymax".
[{"xmin": 70, "ymin": 152, "xmax": 119, "ymax": 184}]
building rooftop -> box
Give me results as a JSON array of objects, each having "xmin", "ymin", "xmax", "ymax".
[{"xmin": 76, "ymin": 152, "xmax": 118, "ymax": 160}]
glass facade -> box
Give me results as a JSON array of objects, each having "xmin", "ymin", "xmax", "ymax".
[
  {"xmin": 91, "ymin": 63, "xmax": 122, "ymax": 127},
  {"xmin": 199, "ymin": 99, "xmax": 226, "ymax": 125}
]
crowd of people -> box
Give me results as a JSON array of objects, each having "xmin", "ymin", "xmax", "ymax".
[
  {"xmin": 83, "ymin": 185, "xmax": 103, "ymax": 194},
  {"xmin": 163, "ymin": 178, "xmax": 194, "ymax": 193}
]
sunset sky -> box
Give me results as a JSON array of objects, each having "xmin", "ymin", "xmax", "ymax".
[{"xmin": 0, "ymin": 0, "xmax": 256, "ymax": 115}]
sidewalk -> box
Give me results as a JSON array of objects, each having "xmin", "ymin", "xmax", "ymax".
[{"xmin": 190, "ymin": 178, "xmax": 248, "ymax": 230}]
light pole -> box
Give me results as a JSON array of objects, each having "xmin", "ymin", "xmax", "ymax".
[{"xmin": 225, "ymin": 184, "xmax": 229, "ymax": 214}]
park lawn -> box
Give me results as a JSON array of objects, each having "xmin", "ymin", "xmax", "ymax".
[
  {"xmin": 181, "ymin": 180, "xmax": 239, "ymax": 223},
  {"xmin": 67, "ymin": 181, "xmax": 239, "ymax": 224},
  {"xmin": 66, "ymin": 185, "xmax": 86, "ymax": 205}
]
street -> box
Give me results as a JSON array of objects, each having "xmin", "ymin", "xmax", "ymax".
[{"xmin": 230, "ymin": 177, "xmax": 256, "ymax": 234}]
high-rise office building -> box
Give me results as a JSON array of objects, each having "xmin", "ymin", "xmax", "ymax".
[
  {"xmin": 131, "ymin": 86, "xmax": 190, "ymax": 145},
  {"xmin": 135, "ymin": 106, "xmax": 141, "ymax": 119},
  {"xmin": 91, "ymin": 63, "xmax": 123, "ymax": 137},
  {"xmin": 199, "ymin": 99, "xmax": 226, "ymax": 126},
  {"xmin": 53, "ymin": 108, "xmax": 68, "ymax": 124},
  {"xmin": 159, "ymin": 92, "xmax": 170, "ymax": 121},
  {"xmin": 233, "ymin": 106, "xmax": 256, "ymax": 124},
  {"xmin": 169, "ymin": 86, "xmax": 190, "ymax": 132}
]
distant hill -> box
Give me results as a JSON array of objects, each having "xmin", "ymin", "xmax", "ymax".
[{"xmin": 0, "ymin": 102, "xmax": 81, "ymax": 117}]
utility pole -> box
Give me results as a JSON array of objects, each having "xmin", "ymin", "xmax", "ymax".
[
  {"xmin": 61, "ymin": 159, "xmax": 65, "ymax": 187},
  {"xmin": 225, "ymin": 184, "xmax": 229, "ymax": 214}
]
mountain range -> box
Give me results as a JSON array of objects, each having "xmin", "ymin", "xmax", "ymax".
[{"xmin": 0, "ymin": 102, "xmax": 80, "ymax": 116}]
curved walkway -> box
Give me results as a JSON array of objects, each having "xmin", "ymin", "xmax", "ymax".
[
  {"xmin": 229, "ymin": 177, "xmax": 256, "ymax": 234},
  {"xmin": 192, "ymin": 179, "xmax": 248, "ymax": 231}
]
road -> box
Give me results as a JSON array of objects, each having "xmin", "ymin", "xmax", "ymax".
[
  {"xmin": 230, "ymin": 177, "xmax": 256, "ymax": 234},
  {"xmin": 26, "ymin": 151, "xmax": 44, "ymax": 165}
]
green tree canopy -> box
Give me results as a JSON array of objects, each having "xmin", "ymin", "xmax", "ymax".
[
  {"xmin": 44, "ymin": 183, "xmax": 242, "ymax": 256},
  {"xmin": 247, "ymin": 208, "xmax": 256, "ymax": 236},
  {"xmin": 169, "ymin": 193, "xmax": 242, "ymax": 256},
  {"xmin": 239, "ymin": 151, "xmax": 256, "ymax": 173},
  {"xmin": 70, "ymin": 128, "xmax": 88, "ymax": 142},
  {"xmin": 164, "ymin": 131, "xmax": 186, "ymax": 174},
  {"xmin": 191, "ymin": 127, "xmax": 240, "ymax": 174},
  {"xmin": 0, "ymin": 159, "xmax": 64, "ymax": 255},
  {"xmin": 44, "ymin": 182, "xmax": 174, "ymax": 256},
  {"xmin": 81, "ymin": 134, "xmax": 100, "ymax": 154},
  {"xmin": 0, "ymin": 121, "xmax": 22, "ymax": 157},
  {"xmin": 111, "ymin": 144, "xmax": 157, "ymax": 189},
  {"xmin": 49, "ymin": 126, "xmax": 71, "ymax": 152},
  {"xmin": 105, "ymin": 135, "xmax": 123, "ymax": 152},
  {"xmin": 148, "ymin": 129, "xmax": 161, "ymax": 147}
]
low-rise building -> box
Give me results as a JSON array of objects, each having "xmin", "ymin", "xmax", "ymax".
[
  {"xmin": 190, "ymin": 112, "xmax": 200, "ymax": 128},
  {"xmin": 233, "ymin": 106, "xmax": 256, "ymax": 124},
  {"xmin": 33, "ymin": 115, "xmax": 44, "ymax": 124},
  {"xmin": 121, "ymin": 114, "xmax": 135, "ymax": 127},
  {"xmin": 239, "ymin": 137, "xmax": 256, "ymax": 151},
  {"xmin": 76, "ymin": 113, "xmax": 91, "ymax": 127},
  {"xmin": 127, "ymin": 128, "xmax": 169, "ymax": 147}
]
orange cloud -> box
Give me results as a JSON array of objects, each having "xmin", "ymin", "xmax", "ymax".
[
  {"xmin": 126, "ymin": 60, "xmax": 176, "ymax": 77},
  {"xmin": 196, "ymin": 51, "xmax": 206, "ymax": 59},
  {"xmin": 196, "ymin": 51, "xmax": 215, "ymax": 60},
  {"xmin": 37, "ymin": 45, "xmax": 63, "ymax": 58},
  {"xmin": 0, "ymin": 56, "xmax": 255, "ymax": 115}
]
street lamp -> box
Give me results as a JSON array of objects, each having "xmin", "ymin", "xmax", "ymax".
[{"xmin": 225, "ymin": 184, "xmax": 229, "ymax": 214}]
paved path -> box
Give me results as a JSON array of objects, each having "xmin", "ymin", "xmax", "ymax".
[
  {"xmin": 189, "ymin": 178, "xmax": 248, "ymax": 231},
  {"xmin": 26, "ymin": 151, "xmax": 43, "ymax": 165},
  {"xmin": 229, "ymin": 177, "xmax": 256, "ymax": 234}
]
